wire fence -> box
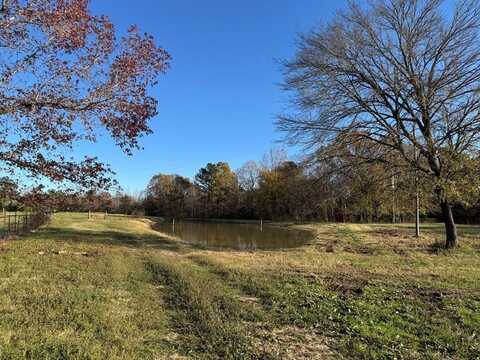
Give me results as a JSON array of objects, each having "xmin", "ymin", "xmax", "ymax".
[
  {"xmin": 84, "ymin": 211, "xmax": 145, "ymax": 220},
  {"xmin": 0, "ymin": 212, "xmax": 52, "ymax": 238}
]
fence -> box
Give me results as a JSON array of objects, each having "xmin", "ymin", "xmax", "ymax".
[
  {"xmin": 84, "ymin": 211, "xmax": 144, "ymax": 220},
  {"xmin": 0, "ymin": 212, "xmax": 51, "ymax": 238}
]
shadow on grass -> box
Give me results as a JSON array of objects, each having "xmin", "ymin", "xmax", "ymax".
[
  {"xmin": 368, "ymin": 222, "xmax": 480, "ymax": 237},
  {"xmin": 27, "ymin": 226, "xmax": 184, "ymax": 252}
]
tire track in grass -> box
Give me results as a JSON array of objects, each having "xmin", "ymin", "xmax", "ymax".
[
  {"xmin": 188, "ymin": 255, "xmax": 340, "ymax": 359},
  {"xmin": 144, "ymin": 255, "xmax": 273, "ymax": 360},
  {"xmin": 188, "ymin": 255, "xmax": 277, "ymax": 310}
]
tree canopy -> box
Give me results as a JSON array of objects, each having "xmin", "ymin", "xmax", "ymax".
[{"xmin": 0, "ymin": 0, "xmax": 170, "ymax": 188}]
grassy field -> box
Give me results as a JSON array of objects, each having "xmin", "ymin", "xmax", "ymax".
[{"xmin": 0, "ymin": 213, "xmax": 478, "ymax": 359}]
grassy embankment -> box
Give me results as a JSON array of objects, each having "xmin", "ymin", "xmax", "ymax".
[{"xmin": 0, "ymin": 212, "xmax": 478, "ymax": 359}]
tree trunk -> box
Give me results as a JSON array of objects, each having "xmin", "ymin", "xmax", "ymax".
[
  {"xmin": 441, "ymin": 200, "xmax": 458, "ymax": 249},
  {"xmin": 415, "ymin": 192, "xmax": 420, "ymax": 238}
]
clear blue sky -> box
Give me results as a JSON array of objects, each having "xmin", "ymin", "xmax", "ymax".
[{"xmin": 86, "ymin": 0, "xmax": 345, "ymax": 193}]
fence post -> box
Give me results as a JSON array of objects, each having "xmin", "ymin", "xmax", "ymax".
[
  {"xmin": 14, "ymin": 212, "xmax": 17, "ymax": 233},
  {"xmin": 7, "ymin": 215, "xmax": 10, "ymax": 233}
]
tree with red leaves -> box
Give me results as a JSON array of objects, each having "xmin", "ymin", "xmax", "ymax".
[{"xmin": 0, "ymin": 0, "xmax": 170, "ymax": 189}]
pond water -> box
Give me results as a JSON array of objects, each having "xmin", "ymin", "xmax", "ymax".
[{"xmin": 155, "ymin": 221, "xmax": 313, "ymax": 250}]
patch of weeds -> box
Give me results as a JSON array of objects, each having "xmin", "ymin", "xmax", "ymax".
[
  {"xmin": 371, "ymin": 228, "xmax": 405, "ymax": 238},
  {"xmin": 190, "ymin": 257, "xmax": 346, "ymax": 333},
  {"xmin": 189, "ymin": 256, "xmax": 271, "ymax": 298},
  {"xmin": 339, "ymin": 286, "xmax": 480, "ymax": 359},
  {"xmin": 145, "ymin": 258, "xmax": 268, "ymax": 359},
  {"xmin": 189, "ymin": 256, "xmax": 480, "ymax": 359},
  {"xmin": 324, "ymin": 273, "xmax": 367, "ymax": 298},
  {"xmin": 335, "ymin": 226, "xmax": 379, "ymax": 255},
  {"xmin": 336, "ymin": 226, "xmax": 362, "ymax": 244}
]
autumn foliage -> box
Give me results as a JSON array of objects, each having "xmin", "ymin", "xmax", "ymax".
[{"xmin": 0, "ymin": 0, "xmax": 170, "ymax": 188}]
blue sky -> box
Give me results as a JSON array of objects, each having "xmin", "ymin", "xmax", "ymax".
[{"xmin": 86, "ymin": 0, "xmax": 345, "ymax": 193}]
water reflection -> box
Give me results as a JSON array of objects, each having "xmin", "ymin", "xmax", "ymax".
[{"xmin": 155, "ymin": 221, "xmax": 312, "ymax": 250}]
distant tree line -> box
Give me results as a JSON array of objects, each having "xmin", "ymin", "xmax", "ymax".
[
  {"xmin": 3, "ymin": 145, "xmax": 480, "ymax": 225},
  {"xmin": 140, "ymin": 149, "xmax": 480, "ymax": 224},
  {"xmin": 0, "ymin": 180, "xmax": 143, "ymax": 216},
  {"xmin": 44, "ymin": 190, "xmax": 144, "ymax": 215}
]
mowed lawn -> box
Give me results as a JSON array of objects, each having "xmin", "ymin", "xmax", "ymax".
[{"xmin": 0, "ymin": 213, "xmax": 478, "ymax": 359}]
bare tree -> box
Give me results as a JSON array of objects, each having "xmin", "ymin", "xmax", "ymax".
[
  {"xmin": 237, "ymin": 160, "xmax": 260, "ymax": 192},
  {"xmin": 278, "ymin": 0, "xmax": 480, "ymax": 248},
  {"xmin": 260, "ymin": 148, "xmax": 288, "ymax": 171}
]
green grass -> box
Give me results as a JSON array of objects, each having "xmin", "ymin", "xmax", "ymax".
[{"xmin": 0, "ymin": 213, "xmax": 478, "ymax": 359}]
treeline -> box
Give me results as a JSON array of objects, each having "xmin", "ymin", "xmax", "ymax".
[
  {"xmin": 142, "ymin": 149, "xmax": 425, "ymax": 222},
  {"xmin": 142, "ymin": 147, "xmax": 480, "ymax": 223},
  {"xmin": 45, "ymin": 190, "xmax": 144, "ymax": 215},
  {"xmin": 0, "ymin": 178, "xmax": 143, "ymax": 215},
  {"xmin": 3, "ymin": 149, "xmax": 479, "ymax": 224},
  {"xmin": 139, "ymin": 149, "xmax": 468, "ymax": 223}
]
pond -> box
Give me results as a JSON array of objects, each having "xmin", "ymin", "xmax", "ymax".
[{"xmin": 155, "ymin": 220, "xmax": 313, "ymax": 250}]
